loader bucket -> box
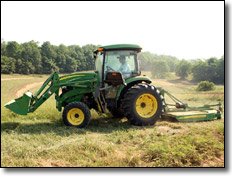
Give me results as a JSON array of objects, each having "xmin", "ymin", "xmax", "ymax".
[{"xmin": 4, "ymin": 92, "xmax": 33, "ymax": 115}]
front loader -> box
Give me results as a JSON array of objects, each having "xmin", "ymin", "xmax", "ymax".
[{"xmin": 4, "ymin": 44, "xmax": 222, "ymax": 128}]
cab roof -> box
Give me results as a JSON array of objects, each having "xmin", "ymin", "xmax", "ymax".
[{"xmin": 94, "ymin": 44, "xmax": 142, "ymax": 53}]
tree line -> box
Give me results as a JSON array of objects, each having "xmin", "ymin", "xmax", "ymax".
[
  {"xmin": 1, "ymin": 41, "xmax": 224, "ymax": 84},
  {"xmin": 1, "ymin": 41, "xmax": 100, "ymax": 74},
  {"xmin": 138, "ymin": 52, "xmax": 224, "ymax": 84}
]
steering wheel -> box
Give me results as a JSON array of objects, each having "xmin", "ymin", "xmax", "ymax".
[{"xmin": 106, "ymin": 66, "xmax": 115, "ymax": 71}]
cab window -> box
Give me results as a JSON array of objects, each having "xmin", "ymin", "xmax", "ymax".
[{"xmin": 104, "ymin": 50, "xmax": 137, "ymax": 79}]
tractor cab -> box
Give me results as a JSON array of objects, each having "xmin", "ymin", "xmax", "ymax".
[
  {"xmin": 93, "ymin": 44, "xmax": 146, "ymax": 114},
  {"xmin": 94, "ymin": 44, "xmax": 142, "ymax": 87}
]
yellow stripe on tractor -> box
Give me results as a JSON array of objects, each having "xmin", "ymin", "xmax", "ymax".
[{"xmin": 59, "ymin": 75, "xmax": 85, "ymax": 81}]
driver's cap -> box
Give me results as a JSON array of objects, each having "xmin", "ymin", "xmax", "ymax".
[{"xmin": 117, "ymin": 55, "xmax": 126, "ymax": 59}]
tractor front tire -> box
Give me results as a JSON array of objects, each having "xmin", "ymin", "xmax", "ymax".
[
  {"xmin": 122, "ymin": 84, "xmax": 163, "ymax": 126},
  {"xmin": 63, "ymin": 102, "xmax": 91, "ymax": 128}
]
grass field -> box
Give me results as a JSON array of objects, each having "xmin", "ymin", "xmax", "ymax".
[{"xmin": 1, "ymin": 72, "xmax": 224, "ymax": 167}]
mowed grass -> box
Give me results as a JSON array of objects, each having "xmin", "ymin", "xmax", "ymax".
[{"xmin": 1, "ymin": 73, "xmax": 224, "ymax": 167}]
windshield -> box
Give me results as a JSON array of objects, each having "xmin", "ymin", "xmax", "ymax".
[{"xmin": 104, "ymin": 50, "xmax": 137, "ymax": 79}]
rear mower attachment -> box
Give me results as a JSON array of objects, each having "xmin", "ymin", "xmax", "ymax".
[{"xmin": 159, "ymin": 88, "xmax": 222, "ymax": 122}]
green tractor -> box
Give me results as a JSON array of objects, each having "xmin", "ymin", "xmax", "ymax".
[{"xmin": 5, "ymin": 44, "xmax": 222, "ymax": 128}]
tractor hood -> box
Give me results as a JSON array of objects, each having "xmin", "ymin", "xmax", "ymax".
[{"xmin": 58, "ymin": 72, "xmax": 97, "ymax": 85}]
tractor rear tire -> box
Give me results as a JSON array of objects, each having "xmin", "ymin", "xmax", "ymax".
[
  {"xmin": 63, "ymin": 102, "xmax": 91, "ymax": 128},
  {"xmin": 121, "ymin": 84, "xmax": 163, "ymax": 126}
]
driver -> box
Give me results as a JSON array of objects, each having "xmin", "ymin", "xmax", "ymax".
[{"xmin": 118, "ymin": 55, "xmax": 131, "ymax": 78}]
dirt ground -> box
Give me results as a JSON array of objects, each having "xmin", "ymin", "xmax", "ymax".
[
  {"xmin": 16, "ymin": 82, "xmax": 44, "ymax": 97},
  {"xmin": 1, "ymin": 77, "xmax": 33, "ymax": 81}
]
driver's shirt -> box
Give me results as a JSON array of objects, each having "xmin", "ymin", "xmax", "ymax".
[{"xmin": 118, "ymin": 62, "xmax": 131, "ymax": 78}]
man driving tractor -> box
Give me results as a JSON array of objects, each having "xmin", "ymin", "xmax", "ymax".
[{"xmin": 117, "ymin": 55, "xmax": 131, "ymax": 78}]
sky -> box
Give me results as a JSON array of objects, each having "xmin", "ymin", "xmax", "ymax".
[{"xmin": 1, "ymin": 1, "xmax": 224, "ymax": 60}]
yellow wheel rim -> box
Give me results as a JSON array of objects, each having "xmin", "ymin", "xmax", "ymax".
[
  {"xmin": 67, "ymin": 108, "xmax": 85, "ymax": 125},
  {"xmin": 135, "ymin": 93, "xmax": 158, "ymax": 118}
]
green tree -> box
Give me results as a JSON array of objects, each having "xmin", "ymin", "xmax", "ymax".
[
  {"xmin": 41, "ymin": 41, "xmax": 57, "ymax": 61},
  {"xmin": 41, "ymin": 56, "xmax": 59, "ymax": 74},
  {"xmin": 82, "ymin": 44, "xmax": 98, "ymax": 70},
  {"xmin": 151, "ymin": 60, "xmax": 169, "ymax": 78},
  {"xmin": 191, "ymin": 60, "xmax": 208, "ymax": 82},
  {"xmin": 215, "ymin": 56, "xmax": 224, "ymax": 84},
  {"xmin": 65, "ymin": 55, "xmax": 78, "ymax": 73},
  {"xmin": 40, "ymin": 42, "xmax": 59, "ymax": 74},
  {"xmin": 1, "ymin": 56, "xmax": 16, "ymax": 73},
  {"xmin": 196, "ymin": 81, "xmax": 215, "ymax": 91},
  {"xmin": 191, "ymin": 57, "xmax": 224, "ymax": 84},
  {"xmin": 205, "ymin": 57, "xmax": 218, "ymax": 83},
  {"xmin": 138, "ymin": 52, "xmax": 180, "ymax": 72},
  {"xmin": 21, "ymin": 41, "xmax": 42, "ymax": 74},
  {"xmin": 138, "ymin": 52, "xmax": 154, "ymax": 71},
  {"xmin": 68, "ymin": 45, "xmax": 86, "ymax": 71},
  {"xmin": 1, "ymin": 40, "xmax": 7, "ymax": 56},
  {"xmin": 55, "ymin": 44, "xmax": 68, "ymax": 73},
  {"xmin": 6, "ymin": 41, "xmax": 22, "ymax": 59},
  {"xmin": 15, "ymin": 59, "xmax": 24, "ymax": 74},
  {"xmin": 175, "ymin": 60, "xmax": 192, "ymax": 79},
  {"xmin": 158, "ymin": 55, "xmax": 179, "ymax": 72},
  {"xmin": 55, "ymin": 54, "xmax": 66, "ymax": 73}
]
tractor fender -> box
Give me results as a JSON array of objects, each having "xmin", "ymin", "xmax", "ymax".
[{"xmin": 116, "ymin": 76, "xmax": 152, "ymax": 102}]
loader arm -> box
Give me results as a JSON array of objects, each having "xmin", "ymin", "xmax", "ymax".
[
  {"xmin": 28, "ymin": 72, "xmax": 60, "ymax": 113},
  {"xmin": 4, "ymin": 72, "xmax": 60, "ymax": 115}
]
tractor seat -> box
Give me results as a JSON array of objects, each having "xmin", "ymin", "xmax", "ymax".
[{"xmin": 104, "ymin": 71, "xmax": 126, "ymax": 86}]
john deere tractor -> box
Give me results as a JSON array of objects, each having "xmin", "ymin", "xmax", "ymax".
[{"xmin": 5, "ymin": 44, "xmax": 222, "ymax": 128}]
